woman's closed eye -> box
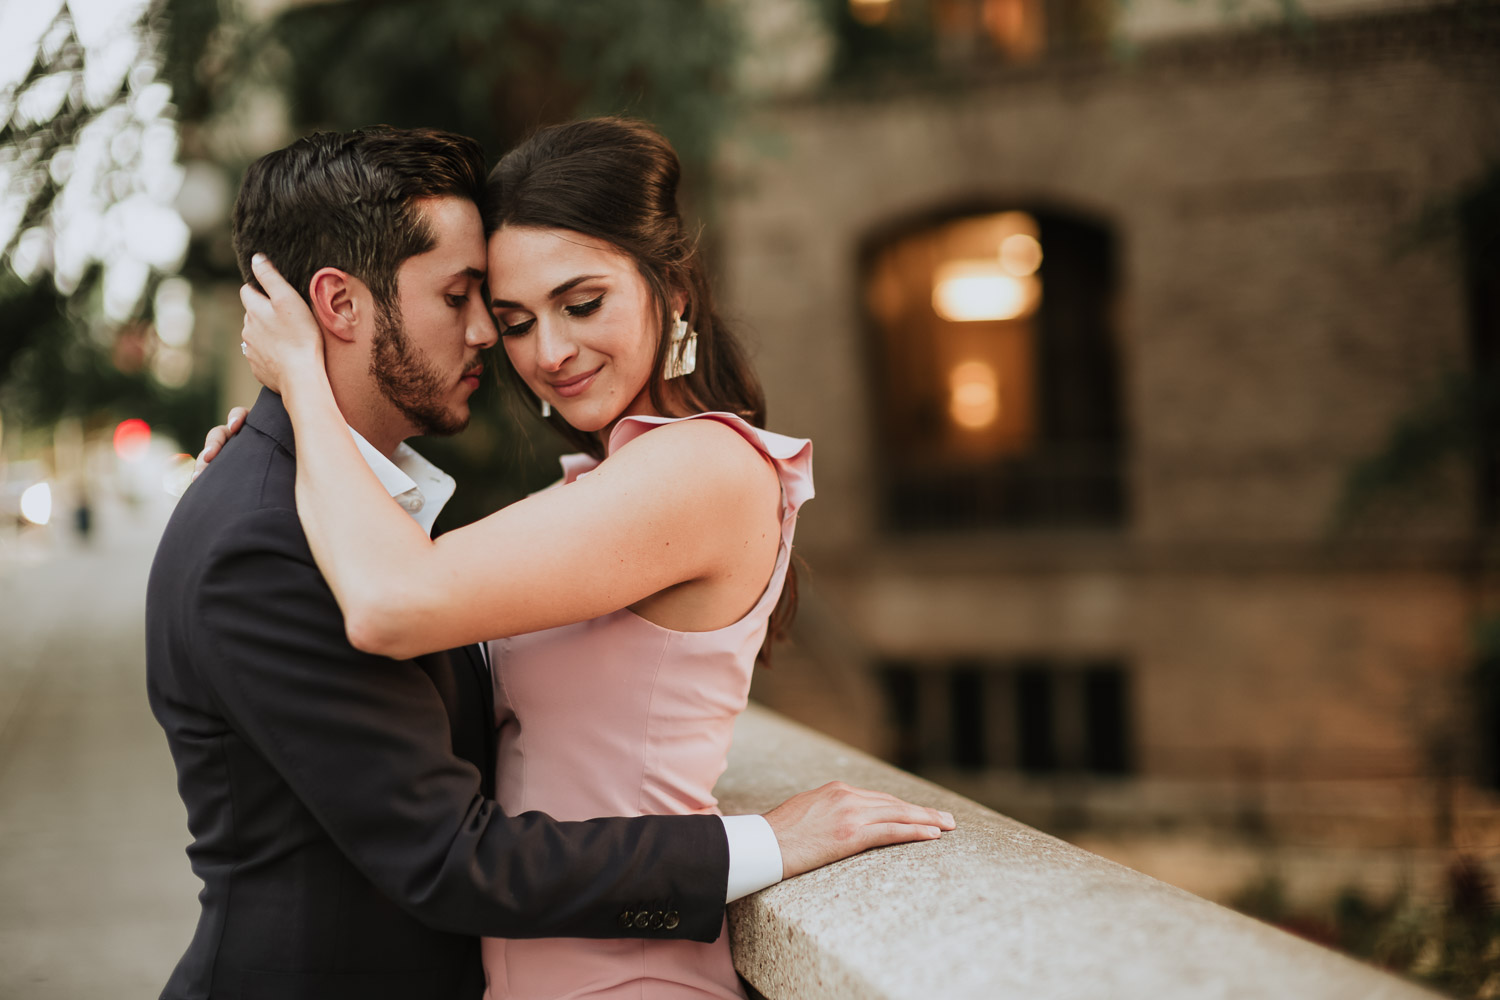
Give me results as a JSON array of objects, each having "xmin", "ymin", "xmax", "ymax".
[
  {"xmin": 565, "ymin": 294, "xmax": 604, "ymax": 318},
  {"xmin": 494, "ymin": 294, "xmax": 601, "ymax": 335},
  {"xmin": 496, "ymin": 315, "xmax": 536, "ymax": 336}
]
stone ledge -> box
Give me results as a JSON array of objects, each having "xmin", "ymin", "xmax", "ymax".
[{"xmin": 716, "ymin": 705, "xmax": 1440, "ymax": 1000}]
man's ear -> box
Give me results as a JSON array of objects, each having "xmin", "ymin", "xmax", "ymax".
[{"xmin": 307, "ymin": 267, "xmax": 368, "ymax": 344}]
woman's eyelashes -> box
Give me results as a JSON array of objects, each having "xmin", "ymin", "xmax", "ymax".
[
  {"xmin": 496, "ymin": 295, "xmax": 603, "ymax": 336},
  {"xmin": 565, "ymin": 294, "xmax": 604, "ymax": 318}
]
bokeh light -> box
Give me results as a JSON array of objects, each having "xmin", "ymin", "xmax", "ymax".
[
  {"xmin": 999, "ymin": 233, "xmax": 1043, "ymax": 277},
  {"xmin": 19, "ymin": 481, "xmax": 53, "ymax": 525},
  {"xmin": 948, "ymin": 359, "xmax": 1002, "ymax": 430},
  {"xmin": 932, "ymin": 260, "xmax": 1038, "ymax": 322},
  {"xmin": 112, "ymin": 417, "xmax": 151, "ymax": 461},
  {"xmin": 0, "ymin": 0, "xmax": 189, "ymax": 319}
]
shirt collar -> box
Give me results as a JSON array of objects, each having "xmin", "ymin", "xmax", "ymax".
[{"xmin": 348, "ymin": 427, "xmax": 456, "ymax": 537}]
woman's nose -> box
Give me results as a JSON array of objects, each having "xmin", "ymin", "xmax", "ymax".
[{"xmin": 535, "ymin": 322, "xmax": 578, "ymax": 372}]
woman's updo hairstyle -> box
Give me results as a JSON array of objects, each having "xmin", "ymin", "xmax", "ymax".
[
  {"xmin": 482, "ymin": 116, "xmax": 764, "ymax": 461},
  {"xmin": 483, "ymin": 116, "xmax": 795, "ymax": 665}
]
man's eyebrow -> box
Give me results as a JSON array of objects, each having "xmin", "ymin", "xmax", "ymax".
[{"xmin": 490, "ymin": 274, "xmax": 605, "ymax": 311}]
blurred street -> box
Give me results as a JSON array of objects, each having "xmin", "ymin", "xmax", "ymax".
[{"xmin": 0, "ymin": 494, "xmax": 197, "ymax": 998}]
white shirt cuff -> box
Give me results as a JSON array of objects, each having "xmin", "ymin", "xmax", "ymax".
[{"xmin": 720, "ymin": 814, "xmax": 783, "ymax": 903}]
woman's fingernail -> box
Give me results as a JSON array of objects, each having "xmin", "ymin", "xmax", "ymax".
[{"xmin": 252, "ymin": 252, "xmax": 266, "ymax": 266}]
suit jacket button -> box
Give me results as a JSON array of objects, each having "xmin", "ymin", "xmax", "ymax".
[
  {"xmin": 634, "ymin": 911, "xmax": 651, "ymax": 929},
  {"xmin": 649, "ymin": 911, "xmax": 665, "ymax": 930},
  {"xmin": 663, "ymin": 911, "xmax": 680, "ymax": 930},
  {"xmin": 618, "ymin": 910, "xmax": 634, "ymax": 929}
]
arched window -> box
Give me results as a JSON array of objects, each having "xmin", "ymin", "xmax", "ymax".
[{"xmin": 860, "ymin": 205, "xmax": 1125, "ymax": 532}]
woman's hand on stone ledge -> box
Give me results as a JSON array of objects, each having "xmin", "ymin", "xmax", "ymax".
[{"xmin": 764, "ymin": 781, "xmax": 955, "ymax": 879}]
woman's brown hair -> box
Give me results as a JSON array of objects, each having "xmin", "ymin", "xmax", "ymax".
[{"xmin": 482, "ymin": 117, "xmax": 796, "ymax": 664}]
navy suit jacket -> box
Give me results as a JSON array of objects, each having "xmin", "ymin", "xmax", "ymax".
[{"xmin": 146, "ymin": 389, "xmax": 728, "ymax": 1000}]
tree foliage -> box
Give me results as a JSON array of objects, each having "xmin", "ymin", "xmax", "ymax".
[
  {"xmin": 0, "ymin": 0, "xmax": 214, "ymax": 446},
  {"xmin": 1336, "ymin": 162, "xmax": 1500, "ymax": 528},
  {"xmin": 4, "ymin": 0, "xmax": 749, "ymax": 506},
  {"xmin": 167, "ymin": 0, "xmax": 742, "ymax": 175}
]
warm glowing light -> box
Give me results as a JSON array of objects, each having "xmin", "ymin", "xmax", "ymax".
[
  {"xmin": 933, "ymin": 260, "xmax": 1036, "ymax": 322},
  {"xmin": 948, "ymin": 360, "xmax": 1001, "ymax": 430},
  {"xmin": 163, "ymin": 452, "xmax": 195, "ymax": 497},
  {"xmin": 20, "ymin": 481, "xmax": 53, "ymax": 525},
  {"xmin": 849, "ymin": 0, "xmax": 894, "ymax": 25},
  {"xmin": 1000, "ymin": 233, "xmax": 1043, "ymax": 276},
  {"xmin": 983, "ymin": 0, "xmax": 1046, "ymax": 62},
  {"xmin": 113, "ymin": 418, "xmax": 152, "ymax": 461}
]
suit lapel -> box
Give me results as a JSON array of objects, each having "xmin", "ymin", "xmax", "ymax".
[
  {"xmin": 251, "ymin": 388, "xmax": 498, "ymax": 793},
  {"xmin": 244, "ymin": 387, "xmax": 296, "ymax": 456}
]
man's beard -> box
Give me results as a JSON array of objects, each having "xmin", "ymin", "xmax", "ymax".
[{"xmin": 370, "ymin": 303, "xmax": 469, "ymax": 437}]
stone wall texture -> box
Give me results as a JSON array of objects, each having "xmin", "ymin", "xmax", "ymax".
[{"xmin": 718, "ymin": 706, "xmax": 1442, "ymax": 999}]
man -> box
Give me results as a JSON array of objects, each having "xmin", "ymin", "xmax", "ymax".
[{"xmin": 147, "ymin": 126, "xmax": 951, "ymax": 1000}]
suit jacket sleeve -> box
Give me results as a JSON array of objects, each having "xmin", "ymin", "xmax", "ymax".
[{"xmin": 189, "ymin": 506, "xmax": 729, "ymax": 941}]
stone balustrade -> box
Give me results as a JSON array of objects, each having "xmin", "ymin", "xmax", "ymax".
[{"xmin": 716, "ymin": 705, "xmax": 1439, "ymax": 1000}]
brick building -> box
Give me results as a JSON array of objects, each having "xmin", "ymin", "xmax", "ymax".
[{"xmin": 722, "ymin": 0, "xmax": 1500, "ymax": 890}]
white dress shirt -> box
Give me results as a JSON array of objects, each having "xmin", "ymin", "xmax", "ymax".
[{"xmin": 349, "ymin": 428, "xmax": 784, "ymax": 903}]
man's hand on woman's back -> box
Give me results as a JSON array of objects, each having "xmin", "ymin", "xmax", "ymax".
[{"xmin": 192, "ymin": 406, "xmax": 248, "ymax": 481}]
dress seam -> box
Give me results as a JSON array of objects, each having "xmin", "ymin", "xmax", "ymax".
[
  {"xmin": 637, "ymin": 631, "xmax": 673, "ymax": 817},
  {"xmin": 635, "ymin": 632, "xmax": 672, "ymax": 998}
]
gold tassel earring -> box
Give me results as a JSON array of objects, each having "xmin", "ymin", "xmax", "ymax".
[{"xmin": 664, "ymin": 315, "xmax": 698, "ymax": 380}]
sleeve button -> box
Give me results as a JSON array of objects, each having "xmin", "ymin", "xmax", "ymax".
[
  {"xmin": 634, "ymin": 911, "xmax": 651, "ymax": 929},
  {"xmin": 618, "ymin": 910, "xmax": 634, "ymax": 929},
  {"xmin": 663, "ymin": 911, "xmax": 681, "ymax": 930},
  {"xmin": 649, "ymin": 911, "xmax": 665, "ymax": 930}
]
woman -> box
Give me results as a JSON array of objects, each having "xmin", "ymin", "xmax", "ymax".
[{"xmin": 229, "ymin": 117, "xmax": 825, "ymax": 999}]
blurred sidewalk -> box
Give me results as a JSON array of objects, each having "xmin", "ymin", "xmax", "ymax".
[{"xmin": 0, "ymin": 494, "xmax": 198, "ymax": 999}]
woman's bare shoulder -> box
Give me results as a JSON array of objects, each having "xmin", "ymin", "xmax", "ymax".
[{"xmin": 610, "ymin": 416, "xmax": 773, "ymax": 478}]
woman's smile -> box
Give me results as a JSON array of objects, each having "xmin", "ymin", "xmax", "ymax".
[{"xmin": 549, "ymin": 364, "xmax": 603, "ymax": 397}]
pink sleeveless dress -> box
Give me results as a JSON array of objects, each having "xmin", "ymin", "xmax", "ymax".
[{"xmin": 480, "ymin": 411, "xmax": 813, "ymax": 1000}]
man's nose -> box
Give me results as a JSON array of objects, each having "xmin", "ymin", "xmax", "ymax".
[{"xmin": 467, "ymin": 302, "xmax": 498, "ymax": 350}]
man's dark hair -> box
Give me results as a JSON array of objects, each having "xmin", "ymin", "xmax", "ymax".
[{"xmin": 231, "ymin": 127, "xmax": 486, "ymax": 311}]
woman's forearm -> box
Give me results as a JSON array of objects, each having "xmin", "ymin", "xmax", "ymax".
[{"xmin": 279, "ymin": 368, "xmax": 435, "ymax": 654}]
